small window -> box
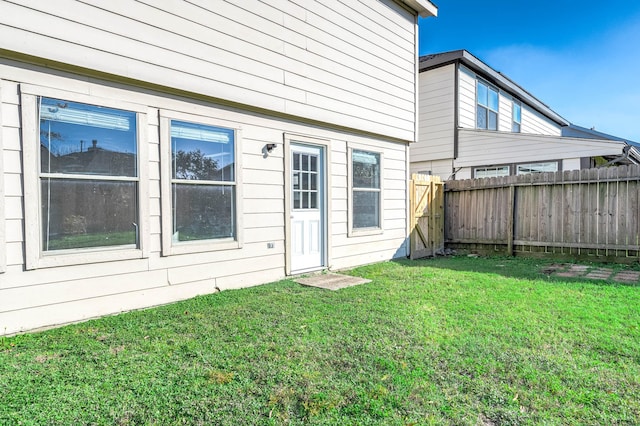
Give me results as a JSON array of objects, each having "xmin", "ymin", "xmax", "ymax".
[
  {"xmin": 516, "ymin": 162, "xmax": 558, "ymax": 175},
  {"xmin": 512, "ymin": 101, "xmax": 522, "ymax": 133},
  {"xmin": 474, "ymin": 166, "xmax": 510, "ymax": 179},
  {"xmin": 170, "ymin": 120, "xmax": 236, "ymax": 242},
  {"xmin": 351, "ymin": 149, "xmax": 381, "ymax": 230},
  {"xmin": 477, "ymin": 80, "xmax": 499, "ymax": 131},
  {"xmin": 39, "ymin": 97, "xmax": 139, "ymax": 251}
]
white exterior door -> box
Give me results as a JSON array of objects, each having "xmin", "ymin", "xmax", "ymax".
[{"xmin": 290, "ymin": 144, "xmax": 325, "ymax": 273}]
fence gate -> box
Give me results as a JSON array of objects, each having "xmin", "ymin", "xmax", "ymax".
[{"xmin": 409, "ymin": 174, "xmax": 444, "ymax": 259}]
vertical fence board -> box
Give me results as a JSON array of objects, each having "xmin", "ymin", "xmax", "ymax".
[{"xmin": 443, "ymin": 164, "xmax": 640, "ymax": 260}]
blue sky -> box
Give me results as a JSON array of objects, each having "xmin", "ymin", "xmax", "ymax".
[{"xmin": 418, "ymin": 1, "xmax": 640, "ymax": 142}]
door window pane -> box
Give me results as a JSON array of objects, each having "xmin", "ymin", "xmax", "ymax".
[{"xmin": 292, "ymin": 152, "xmax": 320, "ymax": 211}]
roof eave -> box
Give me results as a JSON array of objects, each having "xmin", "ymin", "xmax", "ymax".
[{"xmin": 400, "ymin": 0, "xmax": 438, "ymax": 17}]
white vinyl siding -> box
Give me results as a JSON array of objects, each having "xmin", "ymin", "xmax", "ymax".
[
  {"xmin": 521, "ymin": 106, "xmax": 562, "ymax": 136},
  {"xmin": 0, "ymin": 60, "xmax": 410, "ymax": 335},
  {"xmin": 456, "ymin": 129, "xmax": 626, "ymax": 168},
  {"xmin": 0, "ymin": 81, "xmax": 5, "ymax": 273},
  {"xmin": 457, "ymin": 65, "xmax": 476, "ymax": 128},
  {"xmin": 0, "ymin": 0, "xmax": 418, "ymax": 141},
  {"xmin": 1, "ymin": 80, "xmax": 23, "ymax": 271},
  {"xmin": 413, "ymin": 64, "xmax": 455, "ymax": 163}
]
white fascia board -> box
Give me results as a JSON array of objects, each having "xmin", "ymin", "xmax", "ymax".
[{"xmin": 401, "ymin": 0, "xmax": 438, "ymax": 17}]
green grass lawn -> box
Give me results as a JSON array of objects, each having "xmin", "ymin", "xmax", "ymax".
[{"xmin": 1, "ymin": 256, "xmax": 639, "ymax": 425}]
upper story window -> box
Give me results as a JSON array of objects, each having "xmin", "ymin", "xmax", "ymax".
[
  {"xmin": 170, "ymin": 120, "xmax": 236, "ymax": 242},
  {"xmin": 477, "ymin": 80, "xmax": 499, "ymax": 131},
  {"xmin": 39, "ymin": 97, "xmax": 139, "ymax": 251},
  {"xmin": 351, "ymin": 149, "xmax": 382, "ymax": 230},
  {"xmin": 512, "ymin": 101, "xmax": 522, "ymax": 133}
]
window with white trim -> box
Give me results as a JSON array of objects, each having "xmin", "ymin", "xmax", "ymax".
[
  {"xmin": 512, "ymin": 101, "xmax": 522, "ymax": 133},
  {"xmin": 351, "ymin": 149, "xmax": 381, "ymax": 230},
  {"xmin": 170, "ymin": 120, "xmax": 236, "ymax": 242},
  {"xmin": 516, "ymin": 162, "xmax": 558, "ymax": 175},
  {"xmin": 160, "ymin": 111, "xmax": 241, "ymax": 255},
  {"xmin": 474, "ymin": 166, "xmax": 510, "ymax": 179},
  {"xmin": 39, "ymin": 97, "xmax": 139, "ymax": 251},
  {"xmin": 477, "ymin": 80, "xmax": 499, "ymax": 131}
]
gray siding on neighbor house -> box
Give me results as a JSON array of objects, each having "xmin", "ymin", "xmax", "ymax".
[{"xmin": 0, "ymin": 0, "xmax": 418, "ymax": 141}]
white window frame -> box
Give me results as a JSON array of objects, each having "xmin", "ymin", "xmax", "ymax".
[
  {"xmin": 477, "ymin": 80, "xmax": 499, "ymax": 131},
  {"xmin": 516, "ymin": 161, "xmax": 558, "ymax": 175},
  {"xmin": 0, "ymin": 80, "xmax": 5, "ymax": 273},
  {"xmin": 21, "ymin": 84, "xmax": 149, "ymax": 270},
  {"xmin": 512, "ymin": 100, "xmax": 522, "ymax": 133},
  {"xmin": 159, "ymin": 110, "xmax": 242, "ymax": 256},
  {"xmin": 348, "ymin": 143, "xmax": 383, "ymax": 237},
  {"xmin": 474, "ymin": 165, "xmax": 510, "ymax": 179}
]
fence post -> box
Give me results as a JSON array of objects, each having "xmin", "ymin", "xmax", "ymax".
[{"xmin": 507, "ymin": 184, "xmax": 515, "ymax": 256}]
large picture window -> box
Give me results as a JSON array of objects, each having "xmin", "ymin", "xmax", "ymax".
[
  {"xmin": 170, "ymin": 120, "xmax": 236, "ymax": 242},
  {"xmin": 477, "ymin": 80, "xmax": 499, "ymax": 131},
  {"xmin": 39, "ymin": 97, "xmax": 138, "ymax": 251},
  {"xmin": 351, "ymin": 149, "xmax": 381, "ymax": 230}
]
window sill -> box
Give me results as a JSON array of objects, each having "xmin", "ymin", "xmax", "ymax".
[
  {"xmin": 348, "ymin": 227, "xmax": 384, "ymax": 237},
  {"xmin": 31, "ymin": 247, "xmax": 144, "ymax": 270},
  {"xmin": 163, "ymin": 238, "xmax": 242, "ymax": 256}
]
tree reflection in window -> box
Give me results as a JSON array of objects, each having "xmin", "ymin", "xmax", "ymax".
[{"xmin": 170, "ymin": 120, "xmax": 236, "ymax": 242}]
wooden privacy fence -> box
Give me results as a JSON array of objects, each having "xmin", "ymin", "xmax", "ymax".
[
  {"xmin": 444, "ymin": 165, "xmax": 640, "ymax": 260},
  {"xmin": 409, "ymin": 174, "xmax": 444, "ymax": 259}
]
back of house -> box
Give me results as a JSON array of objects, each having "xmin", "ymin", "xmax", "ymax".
[{"xmin": 0, "ymin": 0, "xmax": 437, "ymax": 335}]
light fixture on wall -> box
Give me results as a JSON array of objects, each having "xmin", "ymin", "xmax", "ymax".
[{"xmin": 266, "ymin": 143, "xmax": 277, "ymax": 153}]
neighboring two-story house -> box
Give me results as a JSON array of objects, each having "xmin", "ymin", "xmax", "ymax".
[
  {"xmin": 411, "ymin": 50, "xmax": 639, "ymax": 180},
  {"xmin": 0, "ymin": 0, "xmax": 437, "ymax": 335}
]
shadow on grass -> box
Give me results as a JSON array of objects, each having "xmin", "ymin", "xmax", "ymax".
[{"xmin": 390, "ymin": 255, "xmax": 640, "ymax": 287}]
